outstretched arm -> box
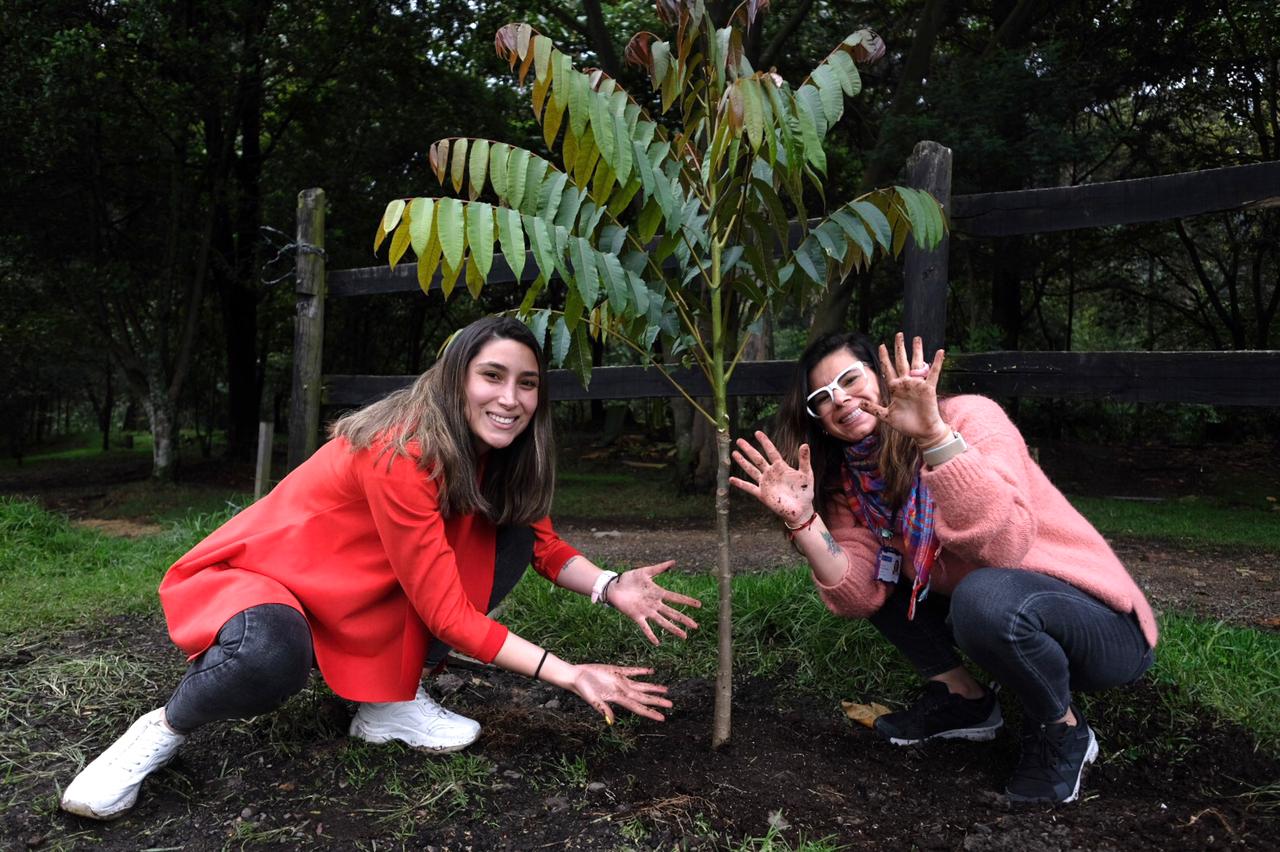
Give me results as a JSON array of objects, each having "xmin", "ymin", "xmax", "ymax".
[{"xmin": 729, "ymin": 431, "xmax": 850, "ymax": 587}]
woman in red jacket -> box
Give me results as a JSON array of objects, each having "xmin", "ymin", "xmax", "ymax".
[
  {"xmin": 62, "ymin": 316, "xmax": 700, "ymax": 821},
  {"xmin": 731, "ymin": 332, "xmax": 1155, "ymax": 805}
]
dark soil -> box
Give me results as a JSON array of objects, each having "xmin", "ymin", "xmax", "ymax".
[
  {"xmin": 3, "ymin": 439, "xmax": 1279, "ymax": 850},
  {"xmin": 6, "ymin": 617, "xmax": 1278, "ymax": 851}
]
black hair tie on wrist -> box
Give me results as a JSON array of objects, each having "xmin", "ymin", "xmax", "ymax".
[{"xmin": 533, "ymin": 649, "xmax": 550, "ymax": 680}]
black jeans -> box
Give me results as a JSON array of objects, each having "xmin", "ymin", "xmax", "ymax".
[
  {"xmin": 164, "ymin": 526, "xmax": 536, "ymax": 733},
  {"xmin": 870, "ymin": 567, "xmax": 1154, "ymax": 723}
]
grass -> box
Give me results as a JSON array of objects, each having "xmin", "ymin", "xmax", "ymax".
[
  {"xmin": 1071, "ymin": 494, "xmax": 1280, "ymax": 550},
  {"xmin": 0, "ymin": 498, "xmax": 234, "ymax": 636},
  {"xmin": 1147, "ymin": 613, "xmax": 1280, "ymax": 744},
  {"xmin": 503, "ymin": 565, "xmax": 1280, "ymax": 749},
  {"xmin": 553, "ymin": 470, "xmax": 712, "ymax": 521}
]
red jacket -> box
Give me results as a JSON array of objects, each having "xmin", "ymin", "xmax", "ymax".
[{"xmin": 159, "ymin": 437, "xmax": 580, "ymax": 701}]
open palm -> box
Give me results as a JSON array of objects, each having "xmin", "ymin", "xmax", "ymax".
[{"xmin": 729, "ymin": 431, "xmax": 815, "ymax": 525}]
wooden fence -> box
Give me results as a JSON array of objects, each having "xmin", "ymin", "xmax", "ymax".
[{"xmin": 288, "ymin": 145, "xmax": 1280, "ymax": 470}]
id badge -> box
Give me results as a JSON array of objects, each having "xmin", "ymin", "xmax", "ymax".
[{"xmin": 876, "ymin": 545, "xmax": 902, "ymax": 583}]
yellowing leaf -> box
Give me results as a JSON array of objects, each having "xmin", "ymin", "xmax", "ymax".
[
  {"xmin": 543, "ymin": 90, "xmax": 567, "ymax": 151},
  {"xmin": 381, "ymin": 199, "xmax": 406, "ymax": 234},
  {"xmin": 388, "ymin": 212, "xmax": 412, "ymax": 269},
  {"xmin": 439, "ymin": 259, "xmax": 461, "ymax": 300},
  {"xmin": 465, "ymin": 253, "xmax": 485, "ymax": 299},
  {"xmin": 450, "ymin": 138, "xmax": 469, "ymax": 193},
  {"xmin": 840, "ymin": 700, "xmax": 891, "ymax": 729}
]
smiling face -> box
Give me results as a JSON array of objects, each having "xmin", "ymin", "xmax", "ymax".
[
  {"xmin": 463, "ymin": 337, "xmax": 541, "ymax": 454},
  {"xmin": 808, "ymin": 346, "xmax": 882, "ymax": 443}
]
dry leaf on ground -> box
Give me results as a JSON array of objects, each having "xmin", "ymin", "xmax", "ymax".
[{"xmin": 840, "ymin": 700, "xmax": 891, "ymax": 728}]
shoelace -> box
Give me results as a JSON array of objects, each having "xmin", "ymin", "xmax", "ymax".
[
  {"xmin": 1019, "ymin": 724, "xmax": 1070, "ymax": 778},
  {"xmin": 116, "ymin": 729, "xmax": 170, "ymax": 771}
]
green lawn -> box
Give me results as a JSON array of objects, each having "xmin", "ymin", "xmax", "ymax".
[{"xmin": 1071, "ymin": 494, "xmax": 1280, "ymax": 550}]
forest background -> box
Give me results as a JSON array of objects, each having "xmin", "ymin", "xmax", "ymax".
[{"xmin": 2, "ymin": 0, "xmax": 1277, "ymax": 481}]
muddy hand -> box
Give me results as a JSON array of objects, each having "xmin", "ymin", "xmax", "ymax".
[
  {"xmin": 608, "ymin": 561, "xmax": 702, "ymax": 645},
  {"xmin": 571, "ymin": 664, "xmax": 672, "ymax": 723},
  {"xmin": 860, "ymin": 333, "xmax": 949, "ymax": 446},
  {"xmin": 729, "ymin": 431, "xmax": 815, "ymax": 525}
]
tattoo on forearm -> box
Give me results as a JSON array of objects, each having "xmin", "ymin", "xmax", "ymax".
[{"xmin": 821, "ymin": 531, "xmax": 841, "ymax": 557}]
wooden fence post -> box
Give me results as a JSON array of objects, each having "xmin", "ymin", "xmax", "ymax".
[
  {"xmin": 288, "ymin": 188, "xmax": 326, "ymax": 471},
  {"xmin": 254, "ymin": 420, "xmax": 274, "ymax": 500},
  {"xmin": 902, "ymin": 141, "xmax": 953, "ymax": 359}
]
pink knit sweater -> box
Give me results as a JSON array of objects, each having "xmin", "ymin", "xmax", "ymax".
[{"xmin": 815, "ymin": 395, "xmax": 1158, "ymax": 649}]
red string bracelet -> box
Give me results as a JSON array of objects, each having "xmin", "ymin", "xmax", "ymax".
[{"xmin": 784, "ymin": 511, "xmax": 819, "ymax": 539}]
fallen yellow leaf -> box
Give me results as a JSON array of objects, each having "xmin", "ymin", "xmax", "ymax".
[{"xmin": 840, "ymin": 700, "xmax": 891, "ymax": 728}]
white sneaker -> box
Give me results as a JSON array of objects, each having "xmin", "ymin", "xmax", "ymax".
[
  {"xmin": 61, "ymin": 708, "xmax": 186, "ymax": 820},
  {"xmin": 348, "ymin": 685, "xmax": 480, "ymax": 752}
]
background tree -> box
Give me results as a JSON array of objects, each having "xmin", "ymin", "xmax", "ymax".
[{"xmin": 375, "ymin": 0, "xmax": 944, "ymax": 745}]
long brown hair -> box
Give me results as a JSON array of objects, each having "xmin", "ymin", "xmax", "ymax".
[
  {"xmin": 330, "ymin": 316, "xmax": 555, "ymax": 525},
  {"xmin": 774, "ymin": 332, "xmax": 921, "ymax": 509}
]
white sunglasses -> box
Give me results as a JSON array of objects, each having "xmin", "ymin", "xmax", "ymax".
[{"xmin": 805, "ymin": 361, "xmax": 866, "ymax": 417}]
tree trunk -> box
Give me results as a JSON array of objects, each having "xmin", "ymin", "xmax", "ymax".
[
  {"xmin": 710, "ymin": 283, "xmax": 733, "ymax": 749},
  {"xmin": 145, "ymin": 373, "xmax": 178, "ymax": 483},
  {"xmin": 712, "ymin": 423, "xmax": 733, "ymax": 748}
]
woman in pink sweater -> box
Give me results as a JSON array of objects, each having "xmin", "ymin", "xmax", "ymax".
[{"xmin": 730, "ymin": 331, "xmax": 1156, "ymax": 805}]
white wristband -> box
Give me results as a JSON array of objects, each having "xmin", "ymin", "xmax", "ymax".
[
  {"xmin": 921, "ymin": 430, "xmax": 967, "ymax": 467},
  {"xmin": 590, "ymin": 570, "xmax": 619, "ymax": 605}
]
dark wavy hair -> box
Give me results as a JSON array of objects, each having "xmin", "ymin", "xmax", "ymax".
[
  {"xmin": 330, "ymin": 316, "xmax": 555, "ymax": 525},
  {"xmin": 773, "ymin": 331, "xmax": 922, "ymax": 509}
]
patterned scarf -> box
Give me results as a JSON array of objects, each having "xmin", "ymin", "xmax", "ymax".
[{"xmin": 841, "ymin": 435, "xmax": 940, "ymax": 620}]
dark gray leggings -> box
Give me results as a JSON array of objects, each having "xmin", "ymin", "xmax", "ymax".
[
  {"xmin": 870, "ymin": 567, "xmax": 1155, "ymax": 723},
  {"xmin": 164, "ymin": 526, "xmax": 536, "ymax": 734}
]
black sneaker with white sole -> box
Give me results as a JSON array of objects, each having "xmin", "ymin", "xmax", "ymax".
[
  {"xmin": 873, "ymin": 680, "xmax": 1003, "ymax": 746},
  {"xmin": 1005, "ymin": 703, "xmax": 1099, "ymax": 804}
]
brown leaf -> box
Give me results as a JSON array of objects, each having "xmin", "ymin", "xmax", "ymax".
[
  {"xmin": 430, "ymin": 139, "xmax": 450, "ymax": 184},
  {"xmin": 655, "ymin": 0, "xmax": 683, "ymax": 26},
  {"xmin": 1257, "ymin": 616, "xmax": 1280, "ymax": 630},
  {"xmin": 494, "ymin": 23, "xmax": 520, "ymax": 67},
  {"xmin": 840, "ymin": 700, "xmax": 891, "ymax": 728},
  {"xmin": 625, "ymin": 32, "xmax": 656, "ymax": 72},
  {"xmin": 846, "ymin": 29, "xmax": 885, "ymax": 65}
]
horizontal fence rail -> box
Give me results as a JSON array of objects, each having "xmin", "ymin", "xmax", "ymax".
[
  {"xmin": 295, "ymin": 155, "xmax": 1280, "ymax": 467},
  {"xmin": 950, "ymin": 160, "xmax": 1280, "ymax": 237},
  {"xmin": 329, "ymin": 160, "xmax": 1280, "ymax": 297},
  {"xmin": 944, "ymin": 351, "xmax": 1280, "ymax": 406},
  {"xmin": 323, "ymin": 362, "xmax": 798, "ymax": 407},
  {"xmin": 322, "ymin": 351, "xmax": 1280, "ymax": 409}
]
